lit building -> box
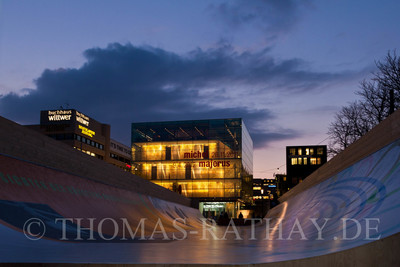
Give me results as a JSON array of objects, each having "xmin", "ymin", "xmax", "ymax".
[
  {"xmin": 131, "ymin": 118, "xmax": 253, "ymax": 217},
  {"xmin": 252, "ymin": 178, "xmax": 277, "ymax": 217},
  {"xmin": 286, "ymin": 145, "xmax": 327, "ymax": 189},
  {"xmin": 25, "ymin": 109, "xmax": 131, "ymax": 171},
  {"xmin": 252, "ymin": 178, "xmax": 276, "ymax": 200}
]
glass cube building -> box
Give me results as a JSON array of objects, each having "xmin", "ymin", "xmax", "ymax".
[{"xmin": 131, "ymin": 118, "xmax": 253, "ymax": 216}]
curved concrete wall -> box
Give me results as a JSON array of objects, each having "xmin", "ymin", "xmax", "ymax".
[
  {"xmin": 0, "ymin": 154, "xmax": 203, "ymax": 242},
  {"xmin": 0, "ymin": 116, "xmax": 190, "ymax": 206}
]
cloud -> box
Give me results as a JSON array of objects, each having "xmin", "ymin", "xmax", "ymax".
[
  {"xmin": 209, "ymin": 0, "xmax": 311, "ymax": 40},
  {"xmin": 0, "ymin": 42, "xmax": 351, "ymax": 147}
]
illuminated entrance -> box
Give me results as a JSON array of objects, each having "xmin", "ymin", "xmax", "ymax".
[{"xmin": 199, "ymin": 202, "xmax": 238, "ymax": 219}]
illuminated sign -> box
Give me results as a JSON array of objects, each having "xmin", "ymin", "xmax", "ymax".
[
  {"xmin": 183, "ymin": 150, "xmax": 238, "ymax": 159},
  {"xmin": 199, "ymin": 160, "xmax": 230, "ymax": 168},
  {"xmin": 79, "ymin": 125, "xmax": 95, "ymax": 137},
  {"xmin": 184, "ymin": 151, "xmax": 208, "ymax": 159},
  {"xmin": 76, "ymin": 111, "xmax": 89, "ymax": 126},
  {"xmin": 211, "ymin": 151, "xmax": 238, "ymax": 158},
  {"xmin": 47, "ymin": 110, "xmax": 72, "ymax": 121}
]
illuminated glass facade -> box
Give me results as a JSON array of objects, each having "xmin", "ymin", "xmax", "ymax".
[{"xmin": 131, "ymin": 119, "xmax": 253, "ymax": 206}]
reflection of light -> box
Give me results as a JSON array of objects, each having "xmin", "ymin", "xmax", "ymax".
[{"xmin": 269, "ymin": 202, "xmax": 288, "ymax": 241}]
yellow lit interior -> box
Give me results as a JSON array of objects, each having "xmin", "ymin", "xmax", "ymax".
[{"xmin": 133, "ymin": 139, "xmax": 244, "ymax": 198}]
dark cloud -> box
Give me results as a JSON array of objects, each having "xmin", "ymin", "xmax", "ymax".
[
  {"xmin": 0, "ymin": 42, "xmax": 349, "ymax": 148},
  {"xmin": 209, "ymin": 0, "xmax": 311, "ymax": 40}
]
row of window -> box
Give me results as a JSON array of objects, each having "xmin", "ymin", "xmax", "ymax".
[
  {"xmin": 290, "ymin": 157, "xmax": 322, "ymax": 165},
  {"xmin": 75, "ymin": 134, "xmax": 104, "ymax": 150},
  {"xmin": 110, "ymin": 153, "xmax": 131, "ymax": 164},
  {"xmin": 253, "ymin": 196, "xmax": 270, "ymax": 200},
  {"xmin": 134, "ymin": 145, "xmax": 237, "ymax": 161},
  {"xmin": 135, "ymin": 162, "xmax": 242, "ymax": 180},
  {"xmin": 110, "ymin": 142, "xmax": 131, "ymax": 155},
  {"xmin": 47, "ymin": 133, "xmax": 105, "ymax": 150},
  {"xmin": 74, "ymin": 147, "xmax": 104, "ymax": 160},
  {"xmin": 289, "ymin": 147, "xmax": 324, "ymax": 156},
  {"xmin": 152, "ymin": 181, "xmax": 242, "ymax": 198}
]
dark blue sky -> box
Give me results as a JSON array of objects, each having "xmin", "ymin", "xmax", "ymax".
[{"xmin": 1, "ymin": 0, "xmax": 399, "ymax": 177}]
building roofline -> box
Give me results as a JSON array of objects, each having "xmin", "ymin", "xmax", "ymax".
[{"xmin": 132, "ymin": 118, "xmax": 243, "ymax": 125}]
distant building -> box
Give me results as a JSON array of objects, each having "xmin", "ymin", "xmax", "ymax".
[
  {"xmin": 252, "ymin": 178, "xmax": 276, "ymax": 200},
  {"xmin": 252, "ymin": 178, "xmax": 278, "ymax": 217},
  {"xmin": 274, "ymin": 174, "xmax": 288, "ymax": 197},
  {"xmin": 25, "ymin": 109, "xmax": 131, "ymax": 171},
  {"xmin": 109, "ymin": 139, "xmax": 132, "ymax": 170},
  {"xmin": 131, "ymin": 118, "xmax": 253, "ymax": 218},
  {"xmin": 286, "ymin": 145, "xmax": 327, "ymax": 189}
]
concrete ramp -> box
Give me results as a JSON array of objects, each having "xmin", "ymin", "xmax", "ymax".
[
  {"xmin": 0, "ymin": 111, "xmax": 400, "ymax": 265},
  {"xmin": 0, "ymin": 154, "xmax": 204, "ymax": 241}
]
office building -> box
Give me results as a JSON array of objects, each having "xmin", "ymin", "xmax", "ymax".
[
  {"xmin": 286, "ymin": 145, "xmax": 327, "ymax": 189},
  {"xmin": 252, "ymin": 178, "xmax": 276, "ymax": 201},
  {"xmin": 252, "ymin": 178, "xmax": 277, "ymax": 217},
  {"xmin": 26, "ymin": 109, "xmax": 131, "ymax": 171}
]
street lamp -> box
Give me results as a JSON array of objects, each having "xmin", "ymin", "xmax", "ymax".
[{"xmin": 261, "ymin": 189, "xmax": 264, "ymax": 218}]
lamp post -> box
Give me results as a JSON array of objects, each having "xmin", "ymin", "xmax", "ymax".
[{"xmin": 261, "ymin": 189, "xmax": 264, "ymax": 218}]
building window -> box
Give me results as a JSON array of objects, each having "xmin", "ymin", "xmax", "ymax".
[
  {"xmin": 303, "ymin": 157, "xmax": 307, "ymax": 165},
  {"xmin": 310, "ymin": 158, "xmax": 317, "ymax": 165},
  {"xmin": 204, "ymin": 145, "xmax": 209, "ymax": 159},
  {"xmin": 298, "ymin": 157, "xmax": 302, "ymax": 165},
  {"xmin": 309, "ymin": 148, "xmax": 314, "ymax": 155},
  {"xmin": 291, "ymin": 158, "xmax": 298, "ymax": 165},
  {"xmin": 317, "ymin": 157, "xmax": 321, "ymax": 165},
  {"xmin": 298, "ymin": 148, "xmax": 302, "ymax": 155},
  {"xmin": 185, "ymin": 163, "xmax": 191, "ymax": 179},
  {"xmin": 289, "ymin": 148, "xmax": 295, "ymax": 155},
  {"xmin": 165, "ymin": 146, "xmax": 171, "ymax": 160},
  {"xmin": 317, "ymin": 147, "xmax": 324, "ymax": 155},
  {"xmin": 151, "ymin": 166, "xmax": 157, "ymax": 180}
]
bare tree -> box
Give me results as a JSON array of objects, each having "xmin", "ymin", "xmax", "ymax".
[
  {"xmin": 356, "ymin": 79, "xmax": 390, "ymax": 125},
  {"xmin": 373, "ymin": 50, "xmax": 400, "ymax": 114},
  {"xmin": 328, "ymin": 50, "xmax": 400, "ymax": 155},
  {"xmin": 328, "ymin": 101, "xmax": 371, "ymax": 155}
]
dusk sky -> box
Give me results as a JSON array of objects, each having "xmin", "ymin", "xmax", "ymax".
[{"xmin": 1, "ymin": 0, "xmax": 399, "ymax": 178}]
